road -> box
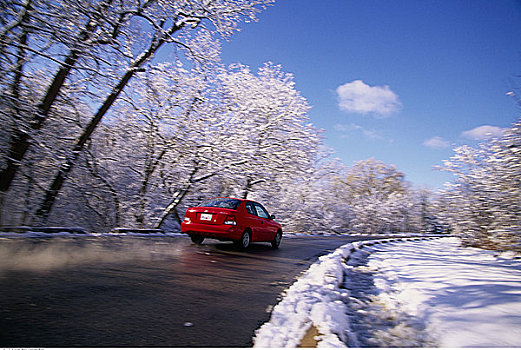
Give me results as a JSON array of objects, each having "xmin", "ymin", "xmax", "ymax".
[{"xmin": 0, "ymin": 234, "xmax": 388, "ymax": 347}]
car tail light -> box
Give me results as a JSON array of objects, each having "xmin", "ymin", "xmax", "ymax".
[{"xmin": 224, "ymin": 215, "xmax": 237, "ymax": 225}]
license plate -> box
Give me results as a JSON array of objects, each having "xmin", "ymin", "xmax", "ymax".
[{"xmin": 200, "ymin": 213, "xmax": 212, "ymax": 221}]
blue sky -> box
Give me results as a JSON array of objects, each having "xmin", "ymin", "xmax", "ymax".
[{"xmin": 220, "ymin": 0, "xmax": 521, "ymax": 189}]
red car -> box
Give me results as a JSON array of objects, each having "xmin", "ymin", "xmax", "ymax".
[{"xmin": 181, "ymin": 197, "xmax": 282, "ymax": 249}]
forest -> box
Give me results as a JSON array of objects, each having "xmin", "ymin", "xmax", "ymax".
[{"xmin": 1, "ymin": 0, "xmax": 519, "ymax": 251}]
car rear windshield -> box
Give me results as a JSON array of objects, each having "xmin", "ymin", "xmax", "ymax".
[{"xmin": 198, "ymin": 198, "xmax": 242, "ymax": 210}]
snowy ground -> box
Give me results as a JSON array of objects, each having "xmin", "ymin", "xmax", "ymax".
[
  {"xmin": 354, "ymin": 237, "xmax": 521, "ymax": 347},
  {"xmin": 254, "ymin": 237, "xmax": 521, "ymax": 347}
]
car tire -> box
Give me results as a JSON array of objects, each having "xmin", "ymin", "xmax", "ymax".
[
  {"xmin": 236, "ymin": 231, "xmax": 251, "ymax": 250},
  {"xmin": 271, "ymin": 231, "xmax": 282, "ymax": 249},
  {"xmin": 190, "ymin": 235, "xmax": 204, "ymax": 244}
]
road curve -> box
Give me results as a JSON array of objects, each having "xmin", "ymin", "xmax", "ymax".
[{"xmin": 0, "ymin": 234, "xmax": 388, "ymax": 347}]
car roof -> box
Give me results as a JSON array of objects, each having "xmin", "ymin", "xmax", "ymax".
[
  {"xmin": 212, "ymin": 197, "xmax": 259, "ymax": 201},
  {"xmin": 207, "ymin": 196, "xmax": 244, "ymax": 201},
  {"xmin": 207, "ymin": 197, "xmax": 264, "ymax": 205}
]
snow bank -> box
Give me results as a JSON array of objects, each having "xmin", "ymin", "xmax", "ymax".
[
  {"xmin": 253, "ymin": 243, "xmax": 356, "ymax": 347},
  {"xmin": 361, "ymin": 237, "xmax": 521, "ymax": 347},
  {"xmin": 253, "ymin": 237, "xmax": 426, "ymax": 347},
  {"xmin": 254, "ymin": 235, "xmax": 521, "ymax": 348}
]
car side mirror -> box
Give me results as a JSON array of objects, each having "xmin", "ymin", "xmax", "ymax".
[{"xmin": 269, "ymin": 214, "xmax": 276, "ymax": 220}]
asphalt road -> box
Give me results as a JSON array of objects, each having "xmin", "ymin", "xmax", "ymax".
[{"xmin": 0, "ymin": 234, "xmax": 388, "ymax": 347}]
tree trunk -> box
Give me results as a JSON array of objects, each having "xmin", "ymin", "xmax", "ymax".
[
  {"xmin": 0, "ymin": 7, "xmax": 30, "ymax": 225},
  {"xmin": 84, "ymin": 147, "xmax": 120, "ymax": 228},
  {"xmin": 34, "ymin": 22, "xmax": 183, "ymax": 223},
  {"xmin": 242, "ymin": 178, "xmax": 265, "ymax": 199},
  {"xmin": 154, "ymin": 188, "xmax": 190, "ymax": 229},
  {"xmin": 136, "ymin": 149, "xmax": 168, "ymax": 228},
  {"xmin": 154, "ymin": 159, "xmax": 248, "ymax": 229},
  {"xmin": 242, "ymin": 178, "xmax": 252, "ymax": 199},
  {"xmin": 0, "ymin": 0, "xmax": 113, "ymax": 196}
]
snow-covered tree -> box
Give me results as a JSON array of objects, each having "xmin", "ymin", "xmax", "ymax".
[
  {"xmin": 216, "ymin": 63, "xmax": 321, "ymax": 197},
  {"xmin": 37, "ymin": 60, "xmax": 326, "ymax": 232},
  {"xmin": 0, "ymin": 0, "xmax": 272, "ymax": 224},
  {"xmin": 335, "ymin": 158, "xmax": 418, "ymax": 234},
  {"xmin": 438, "ymin": 118, "xmax": 521, "ymax": 250},
  {"xmin": 276, "ymin": 158, "xmax": 354, "ymax": 234}
]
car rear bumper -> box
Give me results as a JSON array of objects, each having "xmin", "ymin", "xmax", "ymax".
[{"xmin": 181, "ymin": 222, "xmax": 243, "ymax": 241}]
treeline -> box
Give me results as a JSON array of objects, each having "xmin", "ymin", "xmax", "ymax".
[
  {"xmin": 0, "ymin": 0, "xmax": 276, "ymax": 228},
  {"xmin": 1, "ymin": 1, "xmax": 519, "ymax": 249},
  {"xmin": 1, "ymin": 0, "xmax": 431, "ymax": 234},
  {"xmin": 436, "ymin": 119, "xmax": 521, "ymax": 251}
]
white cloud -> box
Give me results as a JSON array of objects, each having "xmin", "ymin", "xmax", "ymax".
[
  {"xmin": 334, "ymin": 123, "xmax": 390, "ymax": 142},
  {"xmin": 336, "ymin": 80, "xmax": 402, "ymax": 116},
  {"xmin": 461, "ymin": 125, "xmax": 507, "ymax": 140},
  {"xmin": 423, "ymin": 136, "xmax": 450, "ymax": 149},
  {"xmin": 333, "ymin": 123, "xmax": 362, "ymax": 132}
]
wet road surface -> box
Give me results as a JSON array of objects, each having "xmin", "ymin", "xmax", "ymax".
[{"xmin": 0, "ymin": 234, "xmax": 387, "ymax": 347}]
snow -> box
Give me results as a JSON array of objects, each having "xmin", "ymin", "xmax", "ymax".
[
  {"xmin": 359, "ymin": 237, "xmax": 521, "ymax": 347},
  {"xmin": 252, "ymin": 237, "xmax": 426, "ymax": 347},
  {"xmin": 254, "ymin": 236, "xmax": 521, "ymax": 347},
  {"xmin": 253, "ymin": 242, "xmax": 357, "ymax": 347}
]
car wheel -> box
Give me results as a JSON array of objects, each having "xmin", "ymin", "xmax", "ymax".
[
  {"xmin": 236, "ymin": 231, "xmax": 251, "ymax": 250},
  {"xmin": 190, "ymin": 235, "xmax": 204, "ymax": 244},
  {"xmin": 271, "ymin": 231, "xmax": 282, "ymax": 249}
]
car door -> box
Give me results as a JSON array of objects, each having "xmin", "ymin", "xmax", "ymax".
[
  {"xmin": 244, "ymin": 201, "xmax": 264, "ymax": 241},
  {"xmin": 253, "ymin": 202, "xmax": 276, "ymax": 241}
]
